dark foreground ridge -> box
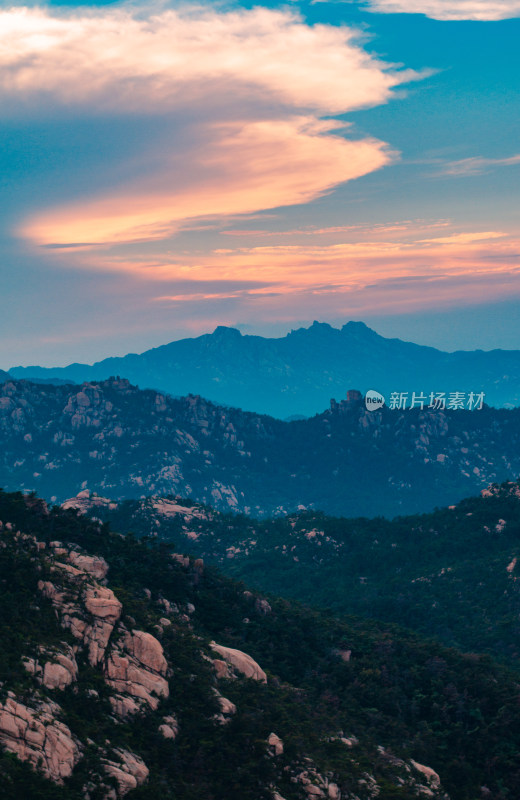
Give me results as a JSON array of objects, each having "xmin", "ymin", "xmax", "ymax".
[{"xmin": 2, "ymin": 488, "xmax": 520, "ymax": 798}]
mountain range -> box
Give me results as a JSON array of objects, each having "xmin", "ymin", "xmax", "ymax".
[
  {"xmin": 8, "ymin": 321, "xmax": 520, "ymax": 417},
  {"xmin": 1, "ymin": 377, "xmax": 520, "ymax": 518}
]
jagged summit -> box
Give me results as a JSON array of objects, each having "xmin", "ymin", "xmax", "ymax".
[
  {"xmin": 341, "ymin": 320, "xmax": 377, "ymax": 335},
  {"xmin": 211, "ymin": 325, "xmax": 242, "ymax": 338}
]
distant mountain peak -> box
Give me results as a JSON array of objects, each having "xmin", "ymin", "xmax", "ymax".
[
  {"xmin": 341, "ymin": 320, "xmax": 377, "ymax": 336},
  {"xmin": 310, "ymin": 320, "xmax": 333, "ymax": 330},
  {"xmin": 212, "ymin": 325, "xmax": 242, "ymax": 338}
]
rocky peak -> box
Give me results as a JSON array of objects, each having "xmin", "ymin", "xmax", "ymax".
[{"xmin": 211, "ymin": 325, "xmax": 242, "ymax": 340}]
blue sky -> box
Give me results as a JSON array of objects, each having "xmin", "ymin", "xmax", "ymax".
[{"xmin": 0, "ymin": 0, "xmax": 519, "ymax": 367}]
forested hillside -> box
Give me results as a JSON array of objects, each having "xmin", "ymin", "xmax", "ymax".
[
  {"xmin": 77, "ymin": 480, "xmax": 520, "ymax": 666},
  {"xmin": 2, "ymin": 489, "xmax": 520, "ymax": 798},
  {"xmin": 1, "ymin": 377, "xmax": 520, "ymax": 519}
]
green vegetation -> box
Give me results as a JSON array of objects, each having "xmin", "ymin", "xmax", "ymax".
[
  {"xmin": 2, "ymin": 489, "xmax": 520, "ymax": 798},
  {"xmin": 100, "ymin": 481, "xmax": 520, "ymax": 667}
]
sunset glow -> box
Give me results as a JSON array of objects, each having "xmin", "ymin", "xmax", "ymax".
[{"xmin": 0, "ymin": 0, "xmax": 519, "ymax": 365}]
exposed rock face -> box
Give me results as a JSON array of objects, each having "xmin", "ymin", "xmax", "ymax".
[
  {"xmin": 268, "ymin": 732, "xmax": 284, "ymax": 756},
  {"xmin": 105, "ymin": 630, "xmax": 169, "ymax": 714},
  {"xmin": 27, "ymin": 541, "xmax": 164, "ymax": 791},
  {"xmin": 411, "ymin": 760, "xmax": 441, "ymax": 789},
  {"xmin": 23, "ymin": 644, "xmax": 78, "ymax": 691},
  {"xmin": 109, "ymin": 694, "xmax": 142, "ymax": 718},
  {"xmin": 210, "ymin": 642, "xmax": 267, "ymax": 683},
  {"xmin": 212, "ymin": 658, "xmax": 232, "ymax": 680},
  {"xmin": 0, "ymin": 696, "xmax": 81, "ymax": 782},
  {"xmin": 102, "ymin": 748, "xmax": 149, "ymax": 796},
  {"xmin": 38, "ymin": 575, "xmax": 122, "ymax": 666},
  {"xmin": 158, "ymin": 715, "xmax": 179, "ymax": 740},
  {"xmin": 83, "ymin": 585, "xmax": 123, "ymax": 665},
  {"xmin": 255, "ymin": 598, "xmax": 272, "ymax": 615},
  {"xmin": 68, "ymin": 551, "xmax": 109, "ymax": 580},
  {"xmin": 216, "ymin": 695, "xmax": 236, "ymax": 716},
  {"xmin": 62, "ymin": 489, "xmax": 118, "ymax": 516},
  {"xmin": 212, "ymin": 689, "xmax": 237, "ymax": 724}
]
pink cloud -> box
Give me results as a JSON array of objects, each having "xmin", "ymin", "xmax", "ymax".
[
  {"xmin": 2, "ymin": 5, "xmax": 427, "ymax": 248},
  {"xmin": 68, "ymin": 222, "xmax": 520, "ymax": 317},
  {"xmin": 5, "ymin": 219, "xmax": 520, "ymax": 365},
  {"xmin": 22, "ymin": 119, "xmax": 394, "ymax": 247}
]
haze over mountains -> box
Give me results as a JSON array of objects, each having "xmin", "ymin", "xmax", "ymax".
[
  {"xmin": 1, "ymin": 376, "xmax": 520, "ymax": 518},
  {"xmin": 9, "ymin": 321, "xmax": 520, "ymax": 417}
]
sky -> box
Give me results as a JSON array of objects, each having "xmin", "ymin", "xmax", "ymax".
[{"xmin": 0, "ymin": 0, "xmax": 519, "ymax": 367}]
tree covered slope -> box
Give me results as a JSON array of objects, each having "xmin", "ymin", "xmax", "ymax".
[
  {"xmin": 76, "ymin": 480, "xmax": 520, "ymax": 667},
  {"xmin": 2, "ymin": 490, "xmax": 520, "ymax": 797}
]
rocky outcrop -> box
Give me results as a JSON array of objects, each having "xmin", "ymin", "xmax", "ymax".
[
  {"xmin": 109, "ymin": 694, "xmax": 142, "ymax": 718},
  {"xmin": 212, "ymin": 658, "xmax": 232, "ymax": 680},
  {"xmin": 105, "ymin": 630, "xmax": 169, "ymax": 714},
  {"xmin": 0, "ymin": 695, "xmax": 81, "ymax": 782},
  {"xmin": 410, "ymin": 760, "xmax": 441, "ymax": 790},
  {"xmin": 38, "ymin": 575, "xmax": 122, "ymax": 667},
  {"xmin": 68, "ymin": 551, "xmax": 109, "ymax": 580},
  {"xmin": 36, "ymin": 542, "xmax": 169, "ymax": 723},
  {"xmin": 268, "ymin": 732, "xmax": 284, "ymax": 756},
  {"xmin": 210, "ymin": 642, "xmax": 267, "ymax": 683},
  {"xmin": 158, "ymin": 715, "xmax": 179, "ymax": 740},
  {"xmin": 255, "ymin": 597, "xmax": 272, "ymax": 615},
  {"xmin": 102, "ymin": 747, "xmax": 149, "ymax": 796},
  {"xmin": 62, "ymin": 489, "xmax": 118, "ymax": 516},
  {"xmin": 211, "ymin": 690, "xmax": 237, "ymax": 724},
  {"xmin": 83, "ymin": 585, "xmax": 123, "ymax": 665},
  {"xmin": 23, "ymin": 644, "xmax": 78, "ymax": 691}
]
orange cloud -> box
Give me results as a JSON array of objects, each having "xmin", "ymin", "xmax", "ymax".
[
  {"xmin": 22, "ymin": 119, "xmax": 394, "ymax": 247},
  {"xmin": 75, "ymin": 222, "xmax": 520, "ymax": 317}
]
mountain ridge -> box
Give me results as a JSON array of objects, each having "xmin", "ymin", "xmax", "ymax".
[{"xmin": 9, "ymin": 321, "xmax": 520, "ymax": 416}]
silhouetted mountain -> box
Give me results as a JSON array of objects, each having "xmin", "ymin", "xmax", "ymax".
[
  {"xmin": 10, "ymin": 321, "xmax": 520, "ymax": 416},
  {"xmin": 0, "ymin": 369, "xmax": 11, "ymax": 382},
  {"xmin": 1, "ymin": 377, "xmax": 520, "ymax": 518}
]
